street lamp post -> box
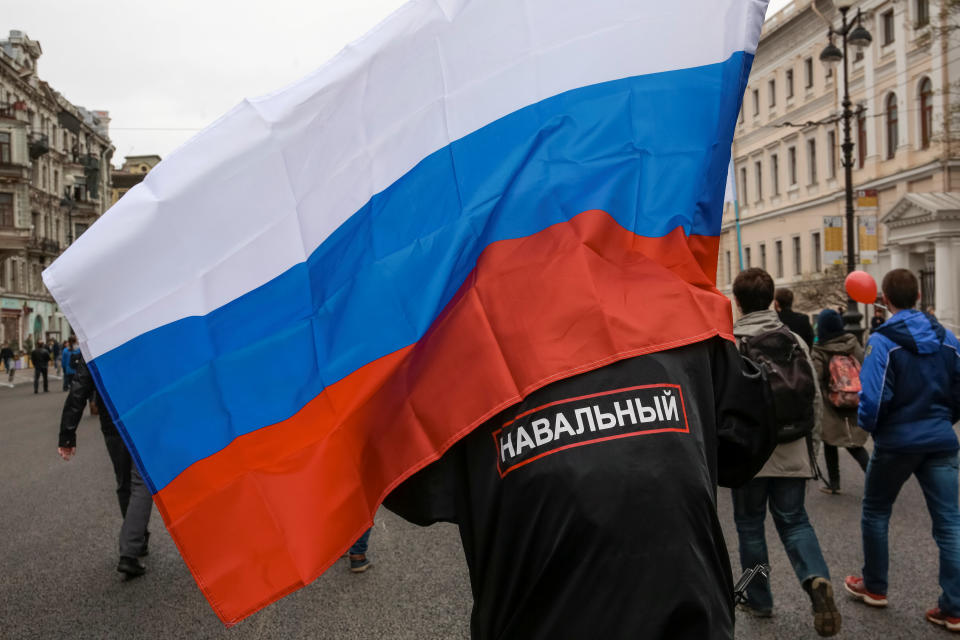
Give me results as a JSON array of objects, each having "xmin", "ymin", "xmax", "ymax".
[{"xmin": 820, "ymin": 0, "xmax": 872, "ymax": 338}]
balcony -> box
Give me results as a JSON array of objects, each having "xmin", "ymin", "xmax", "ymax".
[
  {"xmin": 28, "ymin": 133, "xmax": 49, "ymax": 159},
  {"xmin": 26, "ymin": 236, "xmax": 60, "ymax": 255},
  {"xmin": 0, "ymin": 100, "xmax": 29, "ymax": 123},
  {"xmin": 0, "ymin": 159, "xmax": 30, "ymax": 181},
  {"xmin": 0, "ymin": 226, "xmax": 30, "ymax": 256}
]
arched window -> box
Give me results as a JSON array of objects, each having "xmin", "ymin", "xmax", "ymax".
[
  {"xmin": 886, "ymin": 93, "xmax": 898, "ymax": 159},
  {"xmin": 919, "ymin": 77, "xmax": 933, "ymax": 149}
]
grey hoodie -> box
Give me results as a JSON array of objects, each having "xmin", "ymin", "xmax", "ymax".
[{"xmin": 733, "ymin": 309, "xmax": 822, "ymax": 479}]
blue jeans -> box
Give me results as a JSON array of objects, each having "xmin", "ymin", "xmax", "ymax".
[
  {"xmin": 732, "ymin": 477, "xmax": 830, "ymax": 610},
  {"xmin": 350, "ymin": 528, "xmax": 371, "ymax": 555},
  {"xmin": 862, "ymin": 449, "xmax": 960, "ymax": 615}
]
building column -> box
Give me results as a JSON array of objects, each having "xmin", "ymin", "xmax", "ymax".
[
  {"xmin": 889, "ymin": 243, "xmax": 910, "ymax": 270},
  {"xmin": 935, "ymin": 237, "xmax": 959, "ymax": 332}
]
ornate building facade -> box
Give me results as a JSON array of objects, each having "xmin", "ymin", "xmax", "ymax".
[
  {"xmin": 0, "ymin": 30, "xmax": 113, "ymax": 349},
  {"xmin": 724, "ymin": 0, "xmax": 960, "ymax": 332}
]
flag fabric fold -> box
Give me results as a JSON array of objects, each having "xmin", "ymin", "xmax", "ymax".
[{"xmin": 44, "ymin": 0, "xmax": 768, "ymax": 624}]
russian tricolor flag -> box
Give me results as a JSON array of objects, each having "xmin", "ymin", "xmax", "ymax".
[{"xmin": 44, "ymin": 0, "xmax": 767, "ymax": 625}]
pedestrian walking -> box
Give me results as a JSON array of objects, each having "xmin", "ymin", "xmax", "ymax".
[
  {"xmin": 1, "ymin": 342, "xmax": 14, "ymax": 383},
  {"xmin": 870, "ymin": 307, "xmax": 885, "ymax": 333},
  {"xmin": 810, "ymin": 309, "xmax": 869, "ymax": 495},
  {"xmin": 348, "ymin": 528, "xmax": 373, "ymax": 573},
  {"xmin": 844, "ymin": 269, "xmax": 960, "ymax": 632},
  {"xmin": 775, "ymin": 287, "xmax": 814, "ymax": 349},
  {"xmin": 58, "ymin": 353, "xmax": 153, "ymax": 578},
  {"xmin": 30, "ymin": 342, "xmax": 50, "ymax": 393},
  {"xmin": 730, "ymin": 269, "xmax": 840, "ymax": 637},
  {"xmin": 62, "ymin": 338, "xmax": 79, "ymax": 391},
  {"xmin": 51, "ymin": 339, "xmax": 62, "ymax": 374}
]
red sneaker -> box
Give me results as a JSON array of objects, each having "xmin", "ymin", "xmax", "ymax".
[
  {"xmin": 927, "ymin": 608, "xmax": 960, "ymax": 632},
  {"xmin": 843, "ymin": 576, "xmax": 888, "ymax": 607}
]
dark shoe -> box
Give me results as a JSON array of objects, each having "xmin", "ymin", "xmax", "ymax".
[
  {"xmin": 809, "ymin": 577, "xmax": 841, "ymax": 637},
  {"xmin": 349, "ymin": 553, "xmax": 371, "ymax": 573},
  {"xmin": 117, "ymin": 556, "xmax": 146, "ymax": 579},
  {"xmin": 819, "ymin": 485, "xmax": 841, "ymax": 495},
  {"xmin": 844, "ymin": 576, "xmax": 887, "ymax": 607},
  {"xmin": 736, "ymin": 602, "xmax": 772, "ymax": 618},
  {"xmin": 926, "ymin": 607, "xmax": 960, "ymax": 632}
]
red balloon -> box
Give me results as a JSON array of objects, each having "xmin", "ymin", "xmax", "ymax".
[{"xmin": 845, "ymin": 270, "xmax": 878, "ymax": 304}]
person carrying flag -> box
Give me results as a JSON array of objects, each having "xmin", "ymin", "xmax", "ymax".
[{"xmin": 385, "ymin": 335, "xmax": 775, "ymax": 639}]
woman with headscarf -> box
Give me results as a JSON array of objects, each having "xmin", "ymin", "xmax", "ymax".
[{"xmin": 811, "ymin": 309, "xmax": 869, "ymax": 494}]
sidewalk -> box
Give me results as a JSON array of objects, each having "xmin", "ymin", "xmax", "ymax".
[{"xmin": 1, "ymin": 367, "xmax": 64, "ymax": 390}]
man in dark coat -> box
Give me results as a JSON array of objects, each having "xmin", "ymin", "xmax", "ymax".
[
  {"xmin": 30, "ymin": 342, "xmax": 51, "ymax": 393},
  {"xmin": 775, "ymin": 288, "xmax": 814, "ymax": 348},
  {"xmin": 385, "ymin": 336, "xmax": 776, "ymax": 640},
  {"xmin": 1, "ymin": 342, "xmax": 14, "ymax": 383},
  {"xmin": 58, "ymin": 355, "xmax": 153, "ymax": 578}
]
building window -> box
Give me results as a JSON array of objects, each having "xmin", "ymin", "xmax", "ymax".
[
  {"xmin": 807, "ymin": 138, "xmax": 817, "ymax": 184},
  {"xmin": 788, "ymin": 146, "xmax": 797, "ymax": 185},
  {"xmin": 0, "ymin": 193, "xmax": 12, "ymax": 227},
  {"xmin": 775, "ymin": 240, "xmax": 784, "ymax": 278},
  {"xmin": 745, "ymin": 246, "xmax": 752, "ymax": 269},
  {"xmin": 827, "ymin": 130, "xmax": 837, "ymax": 178},
  {"xmin": 916, "ymin": 0, "xmax": 930, "ymax": 27},
  {"xmin": 754, "ymin": 160, "xmax": 763, "ymax": 201},
  {"xmin": 812, "ymin": 232, "xmax": 822, "ymax": 272},
  {"xmin": 753, "ymin": 89, "xmax": 760, "ymax": 116},
  {"xmin": 804, "ymin": 57, "xmax": 814, "ymax": 89},
  {"xmin": 920, "ymin": 77, "xmax": 933, "ymax": 149},
  {"xmin": 760, "ymin": 243, "xmax": 768, "ymax": 271},
  {"xmin": 740, "ymin": 166, "xmax": 747, "ymax": 203},
  {"xmin": 883, "ymin": 10, "xmax": 895, "ymax": 45},
  {"xmin": 769, "ymin": 79, "xmax": 776, "ymax": 107},
  {"xmin": 771, "ymin": 153, "xmax": 780, "ymax": 195},
  {"xmin": 0, "ymin": 132, "xmax": 10, "ymax": 163},
  {"xmin": 786, "ymin": 69, "xmax": 794, "ymax": 98},
  {"xmin": 886, "ymin": 93, "xmax": 899, "ymax": 159},
  {"xmin": 793, "ymin": 236, "xmax": 802, "ymax": 275},
  {"xmin": 857, "ymin": 110, "xmax": 868, "ymax": 167},
  {"xmin": 725, "ymin": 251, "xmax": 732, "ymax": 284}
]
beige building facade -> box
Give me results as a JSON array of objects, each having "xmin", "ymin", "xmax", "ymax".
[
  {"xmin": 0, "ymin": 30, "xmax": 114, "ymax": 349},
  {"xmin": 723, "ymin": 0, "xmax": 960, "ymax": 332},
  {"xmin": 111, "ymin": 154, "xmax": 161, "ymax": 206}
]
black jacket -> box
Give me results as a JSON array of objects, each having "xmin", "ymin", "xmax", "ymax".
[
  {"xmin": 778, "ymin": 309, "xmax": 814, "ymax": 348},
  {"xmin": 31, "ymin": 346, "xmax": 51, "ymax": 369},
  {"xmin": 59, "ymin": 356, "xmax": 117, "ymax": 448},
  {"xmin": 0, "ymin": 347, "xmax": 13, "ymax": 360},
  {"xmin": 385, "ymin": 337, "xmax": 774, "ymax": 640}
]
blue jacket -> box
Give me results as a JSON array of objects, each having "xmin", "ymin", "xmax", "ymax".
[
  {"xmin": 62, "ymin": 348, "xmax": 78, "ymax": 375},
  {"xmin": 858, "ymin": 309, "xmax": 960, "ymax": 452}
]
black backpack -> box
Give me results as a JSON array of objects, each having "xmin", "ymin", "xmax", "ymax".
[{"xmin": 739, "ymin": 326, "xmax": 816, "ymax": 443}]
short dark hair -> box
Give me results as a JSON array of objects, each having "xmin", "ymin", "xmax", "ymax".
[
  {"xmin": 733, "ymin": 268, "xmax": 775, "ymax": 314},
  {"xmin": 774, "ymin": 288, "xmax": 794, "ymax": 311},
  {"xmin": 882, "ymin": 268, "xmax": 919, "ymax": 310}
]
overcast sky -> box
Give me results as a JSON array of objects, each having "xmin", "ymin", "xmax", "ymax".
[{"xmin": 5, "ymin": 0, "xmax": 791, "ymax": 168}]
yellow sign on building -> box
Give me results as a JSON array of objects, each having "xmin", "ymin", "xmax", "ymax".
[
  {"xmin": 823, "ymin": 216, "xmax": 844, "ymax": 265},
  {"xmin": 859, "ymin": 215, "xmax": 878, "ymax": 264}
]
